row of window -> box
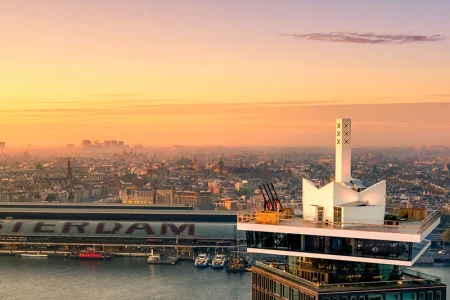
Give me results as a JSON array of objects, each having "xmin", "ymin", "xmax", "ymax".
[
  {"xmin": 246, "ymin": 231, "xmax": 415, "ymax": 261},
  {"xmin": 322, "ymin": 291, "xmax": 442, "ymax": 300},
  {"xmin": 252, "ymin": 272, "xmax": 316, "ymax": 300},
  {"xmin": 252, "ymin": 272, "xmax": 443, "ymax": 300}
]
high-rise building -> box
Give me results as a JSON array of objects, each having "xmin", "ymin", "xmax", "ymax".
[
  {"xmin": 238, "ymin": 118, "xmax": 445, "ymax": 300},
  {"xmin": 0, "ymin": 142, "xmax": 5, "ymax": 152},
  {"xmin": 66, "ymin": 158, "xmax": 73, "ymax": 182},
  {"xmin": 81, "ymin": 140, "xmax": 91, "ymax": 148},
  {"xmin": 104, "ymin": 141, "xmax": 111, "ymax": 148}
]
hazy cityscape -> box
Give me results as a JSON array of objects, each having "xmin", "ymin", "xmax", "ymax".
[
  {"xmin": 2, "ymin": 1, "xmax": 450, "ymax": 300},
  {"xmin": 1, "ymin": 144, "xmax": 450, "ymax": 211}
]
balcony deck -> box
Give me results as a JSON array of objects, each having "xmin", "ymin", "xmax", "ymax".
[{"xmin": 237, "ymin": 208, "xmax": 440, "ymax": 242}]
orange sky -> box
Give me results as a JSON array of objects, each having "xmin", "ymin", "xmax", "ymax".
[{"xmin": 1, "ymin": 1, "xmax": 450, "ymax": 147}]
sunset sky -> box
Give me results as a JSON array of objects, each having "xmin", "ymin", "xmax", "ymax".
[{"xmin": 1, "ymin": 0, "xmax": 450, "ymax": 147}]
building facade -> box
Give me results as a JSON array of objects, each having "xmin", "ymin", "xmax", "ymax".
[
  {"xmin": 238, "ymin": 118, "xmax": 445, "ymax": 300},
  {"xmin": 174, "ymin": 191, "xmax": 213, "ymax": 210},
  {"xmin": 155, "ymin": 189, "xmax": 175, "ymax": 205}
]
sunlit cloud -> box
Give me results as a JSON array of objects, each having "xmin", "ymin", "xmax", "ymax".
[
  {"xmin": 427, "ymin": 94, "xmax": 450, "ymax": 97},
  {"xmin": 280, "ymin": 32, "xmax": 446, "ymax": 44}
]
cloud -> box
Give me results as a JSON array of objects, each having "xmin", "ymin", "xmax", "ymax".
[
  {"xmin": 280, "ymin": 32, "xmax": 445, "ymax": 44},
  {"xmin": 93, "ymin": 93, "xmax": 142, "ymax": 98},
  {"xmin": 428, "ymin": 94, "xmax": 450, "ymax": 97}
]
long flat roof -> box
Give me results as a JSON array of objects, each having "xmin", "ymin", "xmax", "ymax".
[
  {"xmin": 0, "ymin": 203, "xmax": 194, "ymax": 210},
  {"xmin": 0, "ymin": 205, "xmax": 237, "ymax": 222}
]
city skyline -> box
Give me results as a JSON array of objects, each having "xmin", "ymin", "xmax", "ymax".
[{"xmin": 1, "ymin": 1, "xmax": 450, "ymax": 147}]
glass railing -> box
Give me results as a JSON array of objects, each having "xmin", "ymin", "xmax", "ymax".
[{"xmin": 238, "ymin": 208, "xmax": 441, "ymax": 235}]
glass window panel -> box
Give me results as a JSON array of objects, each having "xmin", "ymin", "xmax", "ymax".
[
  {"xmin": 419, "ymin": 293, "xmax": 425, "ymax": 300},
  {"xmin": 404, "ymin": 293, "xmax": 417, "ymax": 300},
  {"xmin": 282, "ymin": 285, "xmax": 289, "ymax": 299},
  {"xmin": 428, "ymin": 292, "xmax": 433, "ymax": 300},
  {"xmin": 436, "ymin": 292, "xmax": 441, "ymax": 300},
  {"xmin": 386, "ymin": 294, "xmax": 400, "ymax": 300},
  {"xmin": 274, "ymin": 282, "xmax": 280, "ymax": 296}
]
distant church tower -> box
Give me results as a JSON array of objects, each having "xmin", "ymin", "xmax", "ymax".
[
  {"xmin": 218, "ymin": 155, "xmax": 224, "ymax": 175},
  {"xmin": 66, "ymin": 158, "xmax": 73, "ymax": 182}
]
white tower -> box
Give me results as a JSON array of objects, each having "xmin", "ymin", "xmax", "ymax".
[{"xmin": 335, "ymin": 118, "xmax": 351, "ymax": 183}]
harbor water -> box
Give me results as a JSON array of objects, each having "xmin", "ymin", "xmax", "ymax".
[
  {"xmin": 0, "ymin": 256, "xmax": 250, "ymax": 300},
  {"xmin": 1, "ymin": 256, "xmax": 449, "ymax": 300}
]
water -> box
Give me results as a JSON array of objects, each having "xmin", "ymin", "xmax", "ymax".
[
  {"xmin": 1, "ymin": 256, "xmax": 449, "ymax": 300},
  {"xmin": 412, "ymin": 265, "xmax": 450, "ymax": 298},
  {"xmin": 0, "ymin": 257, "xmax": 251, "ymax": 300}
]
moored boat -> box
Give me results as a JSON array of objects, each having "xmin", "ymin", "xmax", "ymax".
[
  {"xmin": 194, "ymin": 253, "xmax": 208, "ymax": 268},
  {"xmin": 146, "ymin": 249, "xmax": 160, "ymax": 263},
  {"xmin": 211, "ymin": 254, "xmax": 227, "ymax": 269},
  {"xmin": 20, "ymin": 253, "xmax": 48, "ymax": 258},
  {"xmin": 75, "ymin": 248, "xmax": 112, "ymax": 260},
  {"xmin": 226, "ymin": 257, "xmax": 245, "ymax": 273}
]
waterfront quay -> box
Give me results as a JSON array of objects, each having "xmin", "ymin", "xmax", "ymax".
[{"xmin": 0, "ymin": 203, "xmax": 246, "ymax": 257}]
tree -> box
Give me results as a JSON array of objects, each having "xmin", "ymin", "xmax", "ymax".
[
  {"xmin": 236, "ymin": 187, "xmax": 252, "ymax": 197},
  {"xmin": 441, "ymin": 229, "xmax": 450, "ymax": 249},
  {"xmin": 45, "ymin": 193, "xmax": 58, "ymax": 202},
  {"xmin": 35, "ymin": 163, "xmax": 44, "ymax": 172}
]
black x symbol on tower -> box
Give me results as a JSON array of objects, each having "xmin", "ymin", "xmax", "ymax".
[
  {"xmin": 337, "ymin": 123, "xmax": 341, "ymax": 129},
  {"xmin": 337, "ymin": 139, "xmax": 341, "ymax": 144},
  {"xmin": 337, "ymin": 131, "xmax": 341, "ymax": 137}
]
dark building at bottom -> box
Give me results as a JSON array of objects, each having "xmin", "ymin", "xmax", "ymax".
[{"xmin": 251, "ymin": 260, "xmax": 445, "ymax": 300}]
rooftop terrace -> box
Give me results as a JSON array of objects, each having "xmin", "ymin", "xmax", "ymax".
[{"xmin": 237, "ymin": 208, "xmax": 441, "ymax": 242}]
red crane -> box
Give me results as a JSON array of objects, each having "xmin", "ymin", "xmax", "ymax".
[{"xmin": 259, "ymin": 183, "xmax": 283, "ymax": 212}]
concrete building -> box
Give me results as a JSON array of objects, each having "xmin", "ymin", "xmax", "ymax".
[
  {"xmin": 174, "ymin": 191, "xmax": 213, "ymax": 210},
  {"xmin": 155, "ymin": 189, "xmax": 175, "ymax": 205},
  {"xmin": 237, "ymin": 118, "xmax": 444, "ymax": 300},
  {"xmin": 81, "ymin": 140, "xmax": 91, "ymax": 148},
  {"xmin": 120, "ymin": 188, "xmax": 154, "ymax": 205}
]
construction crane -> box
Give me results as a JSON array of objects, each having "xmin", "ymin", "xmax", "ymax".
[{"xmin": 259, "ymin": 183, "xmax": 283, "ymax": 212}]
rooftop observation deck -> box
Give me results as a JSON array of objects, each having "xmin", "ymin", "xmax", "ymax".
[
  {"xmin": 237, "ymin": 208, "xmax": 441, "ymax": 243},
  {"xmin": 254, "ymin": 261, "xmax": 444, "ymax": 292}
]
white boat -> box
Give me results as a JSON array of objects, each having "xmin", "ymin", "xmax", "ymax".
[
  {"xmin": 147, "ymin": 249, "xmax": 160, "ymax": 263},
  {"xmin": 21, "ymin": 253, "xmax": 48, "ymax": 258},
  {"xmin": 194, "ymin": 253, "xmax": 208, "ymax": 268},
  {"xmin": 211, "ymin": 254, "xmax": 227, "ymax": 269}
]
